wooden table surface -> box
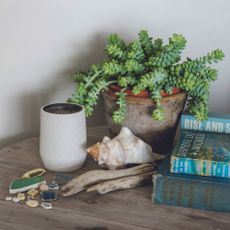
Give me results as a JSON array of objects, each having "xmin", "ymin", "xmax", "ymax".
[{"xmin": 0, "ymin": 126, "xmax": 230, "ymax": 230}]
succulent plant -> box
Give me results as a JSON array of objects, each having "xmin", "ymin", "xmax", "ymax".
[{"xmin": 69, "ymin": 30, "xmax": 224, "ymax": 123}]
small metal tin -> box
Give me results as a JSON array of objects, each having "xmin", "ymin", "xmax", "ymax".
[
  {"xmin": 40, "ymin": 191, "xmax": 57, "ymax": 202},
  {"xmin": 49, "ymin": 183, "xmax": 59, "ymax": 190},
  {"xmin": 41, "ymin": 202, "xmax": 53, "ymax": 210}
]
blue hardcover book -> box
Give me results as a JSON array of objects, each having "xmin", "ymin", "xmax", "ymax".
[
  {"xmin": 152, "ymin": 154, "xmax": 230, "ymax": 212},
  {"xmin": 170, "ymin": 130, "xmax": 230, "ymax": 178},
  {"xmin": 180, "ymin": 112, "xmax": 230, "ymax": 134}
]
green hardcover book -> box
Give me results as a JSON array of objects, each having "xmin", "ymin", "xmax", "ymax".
[{"xmin": 170, "ymin": 130, "xmax": 230, "ymax": 178}]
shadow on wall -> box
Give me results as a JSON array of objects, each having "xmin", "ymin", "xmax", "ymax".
[
  {"xmin": 0, "ymin": 33, "xmax": 108, "ymax": 148},
  {"xmin": 56, "ymin": 32, "xmax": 108, "ymax": 126},
  {"xmin": 61, "ymin": 32, "xmax": 108, "ymax": 126}
]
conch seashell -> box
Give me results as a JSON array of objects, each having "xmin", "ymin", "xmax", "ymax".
[{"xmin": 87, "ymin": 127, "xmax": 164, "ymax": 169}]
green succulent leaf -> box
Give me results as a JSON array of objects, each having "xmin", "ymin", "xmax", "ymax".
[
  {"xmin": 107, "ymin": 34, "xmax": 126, "ymax": 48},
  {"xmin": 138, "ymin": 30, "xmax": 153, "ymax": 56},
  {"xmin": 84, "ymin": 79, "xmax": 116, "ymax": 116},
  {"xmin": 148, "ymin": 34, "xmax": 186, "ymax": 67},
  {"xmin": 127, "ymin": 41, "xmax": 145, "ymax": 61},
  {"xmin": 112, "ymin": 91, "xmax": 127, "ymax": 124},
  {"xmin": 152, "ymin": 106, "xmax": 165, "ymax": 121},
  {"xmin": 118, "ymin": 75, "xmax": 137, "ymax": 88},
  {"xmin": 152, "ymin": 38, "xmax": 163, "ymax": 53},
  {"xmin": 102, "ymin": 60, "xmax": 123, "ymax": 76},
  {"xmin": 69, "ymin": 30, "xmax": 224, "ymax": 123},
  {"xmin": 132, "ymin": 69, "xmax": 168, "ymax": 94},
  {"xmin": 106, "ymin": 44, "xmax": 124, "ymax": 59},
  {"xmin": 125, "ymin": 60, "xmax": 145, "ymax": 73}
]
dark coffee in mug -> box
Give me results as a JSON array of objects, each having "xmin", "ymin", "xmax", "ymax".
[{"xmin": 43, "ymin": 103, "xmax": 82, "ymax": 114}]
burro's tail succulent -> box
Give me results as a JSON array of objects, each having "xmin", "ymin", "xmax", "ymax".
[{"xmin": 69, "ymin": 30, "xmax": 224, "ymax": 123}]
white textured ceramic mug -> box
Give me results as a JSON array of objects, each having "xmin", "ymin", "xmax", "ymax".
[{"xmin": 39, "ymin": 103, "xmax": 87, "ymax": 172}]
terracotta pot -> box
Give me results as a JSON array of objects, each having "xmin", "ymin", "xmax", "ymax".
[
  {"xmin": 109, "ymin": 85, "xmax": 182, "ymax": 97},
  {"xmin": 102, "ymin": 87, "xmax": 187, "ymax": 154}
]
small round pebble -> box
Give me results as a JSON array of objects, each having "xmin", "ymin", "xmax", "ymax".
[
  {"xmin": 27, "ymin": 189, "xmax": 39, "ymax": 197},
  {"xmin": 17, "ymin": 193, "xmax": 26, "ymax": 201},
  {"xmin": 12, "ymin": 197, "xmax": 20, "ymax": 203},
  {"xmin": 26, "ymin": 200, "xmax": 39, "ymax": 208},
  {"xmin": 39, "ymin": 184, "xmax": 49, "ymax": 191}
]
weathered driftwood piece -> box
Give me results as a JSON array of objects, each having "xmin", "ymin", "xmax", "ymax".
[
  {"xmin": 61, "ymin": 164, "xmax": 154, "ymax": 197},
  {"xmin": 86, "ymin": 172, "xmax": 155, "ymax": 194},
  {"xmin": 87, "ymin": 127, "xmax": 164, "ymax": 169}
]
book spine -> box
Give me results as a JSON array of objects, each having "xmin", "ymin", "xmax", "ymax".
[
  {"xmin": 170, "ymin": 157, "xmax": 230, "ymax": 178},
  {"xmin": 180, "ymin": 114, "xmax": 230, "ymax": 134},
  {"xmin": 152, "ymin": 174, "xmax": 230, "ymax": 212}
]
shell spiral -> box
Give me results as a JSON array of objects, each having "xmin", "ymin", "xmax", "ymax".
[{"xmin": 87, "ymin": 127, "xmax": 164, "ymax": 169}]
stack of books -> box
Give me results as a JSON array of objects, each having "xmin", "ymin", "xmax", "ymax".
[{"xmin": 152, "ymin": 113, "xmax": 230, "ymax": 212}]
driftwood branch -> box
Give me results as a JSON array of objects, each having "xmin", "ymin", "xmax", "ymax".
[
  {"xmin": 61, "ymin": 164, "xmax": 155, "ymax": 197},
  {"xmin": 86, "ymin": 171, "xmax": 155, "ymax": 194}
]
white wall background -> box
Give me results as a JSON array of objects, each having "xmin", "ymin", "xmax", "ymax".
[{"xmin": 0, "ymin": 0, "xmax": 229, "ymax": 147}]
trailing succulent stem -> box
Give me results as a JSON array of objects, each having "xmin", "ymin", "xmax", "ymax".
[
  {"xmin": 69, "ymin": 30, "xmax": 224, "ymax": 123},
  {"xmin": 112, "ymin": 91, "xmax": 127, "ymax": 124}
]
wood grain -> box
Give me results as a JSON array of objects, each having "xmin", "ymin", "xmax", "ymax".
[{"xmin": 0, "ymin": 126, "xmax": 230, "ymax": 230}]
